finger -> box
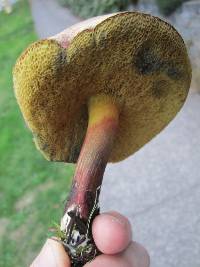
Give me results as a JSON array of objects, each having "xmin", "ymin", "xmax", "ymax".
[
  {"xmin": 85, "ymin": 253, "xmax": 130, "ymax": 267},
  {"xmin": 84, "ymin": 241, "xmax": 150, "ymax": 267},
  {"xmin": 92, "ymin": 211, "xmax": 132, "ymax": 254},
  {"xmin": 122, "ymin": 241, "xmax": 150, "ymax": 267},
  {"xmin": 30, "ymin": 238, "xmax": 71, "ymax": 267}
]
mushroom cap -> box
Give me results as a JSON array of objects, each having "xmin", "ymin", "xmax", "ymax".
[{"xmin": 13, "ymin": 12, "xmax": 191, "ymax": 163}]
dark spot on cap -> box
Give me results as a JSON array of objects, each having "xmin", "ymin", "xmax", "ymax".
[
  {"xmin": 41, "ymin": 143, "xmax": 49, "ymax": 151},
  {"xmin": 152, "ymin": 80, "xmax": 169, "ymax": 99},
  {"xmin": 164, "ymin": 62, "xmax": 182, "ymax": 80},
  {"xmin": 55, "ymin": 48, "xmax": 68, "ymax": 78},
  {"xmin": 134, "ymin": 42, "xmax": 183, "ymax": 81},
  {"xmin": 134, "ymin": 44, "xmax": 163, "ymax": 75}
]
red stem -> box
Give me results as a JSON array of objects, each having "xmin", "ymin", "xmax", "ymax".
[{"xmin": 64, "ymin": 96, "xmax": 119, "ymax": 219}]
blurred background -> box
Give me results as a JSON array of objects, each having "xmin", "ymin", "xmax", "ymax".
[{"xmin": 0, "ymin": 0, "xmax": 199, "ymax": 266}]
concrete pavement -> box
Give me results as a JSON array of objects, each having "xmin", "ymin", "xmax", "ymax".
[
  {"xmin": 103, "ymin": 93, "xmax": 200, "ymax": 267},
  {"xmin": 30, "ymin": 1, "xmax": 200, "ymax": 266},
  {"xmin": 30, "ymin": 0, "xmax": 80, "ymax": 38}
]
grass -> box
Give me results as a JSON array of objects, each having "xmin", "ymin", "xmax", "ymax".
[
  {"xmin": 0, "ymin": 1, "xmax": 74, "ymax": 266},
  {"xmin": 59, "ymin": 0, "xmax": 130, "ymax": 19},
  {"xmin": 156, "ymin": 0, "xmax": 188, "ymax": 16}
]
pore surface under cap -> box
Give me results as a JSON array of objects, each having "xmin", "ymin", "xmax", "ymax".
[{"xmin": 13, "ymin": 12, "xmax": 191, "ymax": 163}]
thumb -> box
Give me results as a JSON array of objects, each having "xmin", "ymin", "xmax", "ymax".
[{"xmin": 30, "ymin": 238, "xmax": 70, "ymax": 267}]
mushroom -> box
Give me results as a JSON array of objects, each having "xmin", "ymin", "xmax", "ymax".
[{"xmin": 13, "ymin": 12, "xmax": 191, "ymax": 266}]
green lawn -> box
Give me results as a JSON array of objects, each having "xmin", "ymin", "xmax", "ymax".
[{"xmin": 0, "ymin": 1, "xmax": 74, "ymax": 266}]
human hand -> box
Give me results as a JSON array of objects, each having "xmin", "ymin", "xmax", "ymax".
[{"xmin": 30, "ymin": 211, "xmax": 150, "ymax": 267}]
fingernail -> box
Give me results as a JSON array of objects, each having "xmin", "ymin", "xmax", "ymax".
[{"xmin": 106, "ymin": 212, "xmax": 128, "ymax": 227}]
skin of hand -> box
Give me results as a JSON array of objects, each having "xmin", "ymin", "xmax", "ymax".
[{"xmin": 30, "ymin": 211, "xmax": 150, "ymax": 267}]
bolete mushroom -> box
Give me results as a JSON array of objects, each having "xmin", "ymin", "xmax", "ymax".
[{"xmin": 13, "ymin": 12, "xmax": 191, "ymax": 266}]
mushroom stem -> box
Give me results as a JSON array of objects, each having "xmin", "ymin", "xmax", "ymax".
[
  {"xmin": 65, "ymin": 94, "xmax": 119, "ymax": 219},
  {"xmin": 60, "ymin": 95, "xmax": 119, "ymax": 264}
]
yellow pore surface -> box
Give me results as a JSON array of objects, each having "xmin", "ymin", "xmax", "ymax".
[{"xmin": 13, "ymin": 12, "xmax": 191, "ymax": 163}]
